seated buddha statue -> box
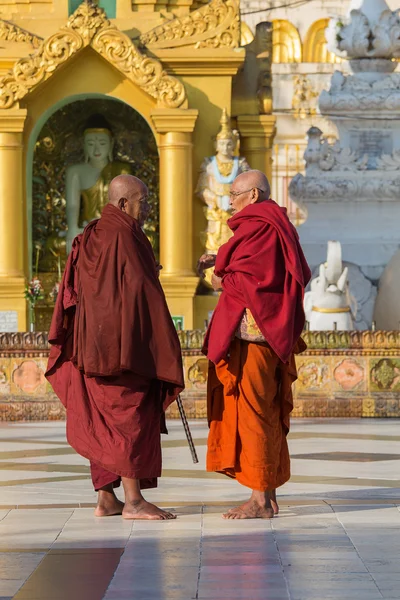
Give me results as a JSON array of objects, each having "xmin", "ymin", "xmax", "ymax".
[{"xmin": 65, "ymin": 114, "xmax": 131, "ymax": 252}]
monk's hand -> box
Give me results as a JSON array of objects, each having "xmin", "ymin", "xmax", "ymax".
[
  {"xmin": 197, "ymin": 254, "xmax": 216, "ymax": 278},
  {"xmin": 211, "ymin": 273, "xmax": 223, "ymax": 291},
  {"xmin": 156, "ymin": 263, "xmax": 163, "ymax": 278}
]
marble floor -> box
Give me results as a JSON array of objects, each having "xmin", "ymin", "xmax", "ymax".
[{"xmin": 0, "ymin": 418, "xmax": 400, "ymax": 599}]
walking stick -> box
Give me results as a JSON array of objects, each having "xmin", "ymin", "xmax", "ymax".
[{"xmin": 176, "ymin": 394, "xmax": 199, "ymax": 464}]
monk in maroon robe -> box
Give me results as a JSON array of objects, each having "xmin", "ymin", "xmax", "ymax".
[
  {"xmin": 46, "ymin": 175, "xmax": 184, "ymax": 520},
  {"xmin": 199, "ymin": 170, "xmax": 311, "ymax": 519}
]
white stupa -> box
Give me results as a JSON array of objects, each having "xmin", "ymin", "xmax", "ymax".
[{"xmin": 290, "ymin": 0, "xmax": 400, "ymax": 329}]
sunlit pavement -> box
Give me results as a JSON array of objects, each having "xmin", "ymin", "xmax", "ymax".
[{"xmin": 1, "ymin": 418, "xmax": 400, "ymax": 599}]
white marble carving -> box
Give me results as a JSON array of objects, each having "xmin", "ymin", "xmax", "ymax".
[
  {"xmin": 319, "ymin": 67, "xmax": 400, "ymax": 115},
  {"xmin": 306, "ymin": 260, "xmax": 377, "ymax": 330},
  {"xmin": 327, "ymin": 0, "xmax": 400, "ymax": 59},
  {"xmin": 376, "ymin": 150, "xmax": 400, "ymax": 170},
  {"xmin": 304, "ymin": 242, "xmax": 355, "ymax": 331}
]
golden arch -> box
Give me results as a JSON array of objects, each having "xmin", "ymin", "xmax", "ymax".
[
  {"xmin": 272, "ymin": 20, "xmax": 302, "ymax": 63},
  {"xmin": 303, "ymin": 19, "xmax": 341, "ymax": 63}
]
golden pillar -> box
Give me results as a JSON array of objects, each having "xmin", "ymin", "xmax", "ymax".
[
  {"xmin": 237, "ymin": 115, "xmax": 276, "ymax": 183},
  {"xmin": 151, "ymin": 108, "xmax": 199, "ymax": 329},
  {"xmin": 0, "ymin": 109, "xmax": 28, "ymax": 331}
]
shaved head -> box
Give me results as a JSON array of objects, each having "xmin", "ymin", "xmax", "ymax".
[
  {"xmin": 108, "ymin": 174, "xmax": 150, "ymax": 226},
  {"xmin": 108, "ymin": 174, "xmax": 146, "ymax": 206},
  {"xmin": 234, "ymin": 170, "xmax": 270, "ymax": 198},
  {"xmin": 229, "ymin": 170, "xmax": 271, "ymax": 215}
]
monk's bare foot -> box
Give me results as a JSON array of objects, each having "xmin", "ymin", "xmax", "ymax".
[
  {"xmin": 94, "ymin": 489, "xmax": 124, "ymax": 517},
  {"xmin": 122, "ymin": 499, "xmax": 176, "ymax": 520},
  {"xmin": 223, "ymin": 490, "xmax": 274, "ymax": 520},
  {"xmin": 271, "ymin": 489, "xmax": 279, "ymax": 515}
]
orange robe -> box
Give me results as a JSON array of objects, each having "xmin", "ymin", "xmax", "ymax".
[{"xmin": 207, "ymin": 338, "xmax": 302, "ymax": 491}]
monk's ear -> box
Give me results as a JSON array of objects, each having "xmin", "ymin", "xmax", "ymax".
[
  {"xmin": 118, "ymin": 197, "xmax": 127, "ymax": 212},
  {"xmin": 250, "ymin": 188, "xmax": 259, "ymax": 205}
]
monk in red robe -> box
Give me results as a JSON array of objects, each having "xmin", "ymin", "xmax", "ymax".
[
  {"xmin": 199, "ymin": 170, "xmax": 311, "ymax": 519},
  {"xmin": 46, "ymin": 175, "xmax": 184, "ymax": 520}
]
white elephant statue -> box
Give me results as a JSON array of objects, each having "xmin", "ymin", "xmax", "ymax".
[{"xmin": 304, "ymin": 241, "xmax": 356, "ymax": 331}]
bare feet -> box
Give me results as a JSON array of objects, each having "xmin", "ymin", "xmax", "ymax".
[
  {"xmin": 122, "ymin": 499, "xmax": 176, "ymax": 520},
  {"xmin": 223, "ymin": 490, "xmax": 274, "ymax": 520},
  {"xmin": 94, "ymin": 489, "xmax": 124, "ymax": 517},
  {"xmin": 271, "ymin": 489, "xmax": 279, "ymax": 515}
]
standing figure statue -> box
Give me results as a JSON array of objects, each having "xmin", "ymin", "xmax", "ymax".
[
  {"xmin": 304, "ymin": 241, "xmax": 356, "ymax": 330},
  {"xmin": 66, "ymin": 114, "xmax": 131, "ymax": 252},
  {"xmin": 196, "ymin": 109, "xmax": 250, "ymax": 282}
]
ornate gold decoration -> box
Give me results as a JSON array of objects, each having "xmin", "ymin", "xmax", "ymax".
[
  {"xmin": 0, "ymin": 401, "xmax": 66, "ymax": 422},
  {"xmin": 272, "ymin": 20, "xmax": 302, "ymax": 63},
  {"xmin": 2, "ymin": 331, "xmax": 400, "ymax": 421},
  {"xmin": 292, "ymin": 75, "xmax": 319, "ymax": 120},
  {"xmin": 0, "ymin": 19, "xmax": 43, "ymax": 49},
  {"xmin": 217, "ymin": 107, "xmax": 236, "ymax": 142},
  {"xmin": 188, "ymin": 358, "xmax": 208, "ymax": 385},
  {"xmin": 216, "ymin": 158, "xmax": 233, "ymax": 177},
  {"xmin": 371, "ymin": 359, "xmax": 399, "ymax": 390},
  {"xmin": 0, "ymin": 0, "xmax": 186, "ymax": 110},
  {"xmin": 140, "ymin": 0, "xmax": 240, "ymax": 50}
]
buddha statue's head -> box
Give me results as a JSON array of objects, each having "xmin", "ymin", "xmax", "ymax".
[
  {"xmin": 215, "ymin": 108, "xmax": 239, "ymax": 159},
  {"xmin": 83, "ymin": 114, "xmax": 114, "ymax": 165}
]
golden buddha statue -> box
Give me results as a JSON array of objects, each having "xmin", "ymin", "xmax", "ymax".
[
  {"xmin": 65, "ymin": 114, "xmax": 131, "ymax": 252},
  {"xmin": 196, "ymin": 109, "xmax": 250, "ymax": 258}
]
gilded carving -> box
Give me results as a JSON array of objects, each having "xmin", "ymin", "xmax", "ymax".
[
  {"xmin": 333, "ymin": 358, "xmax": 365, "ymax": 391},
  {"xmin": 0, "ymin": 0, "xmax": 186, "ymax": 110},
  {"xmin": 0, "ymin": 19, "xmax": 43, "ymax": 49},
  {"xmin": 140, "ymin": 0, "xmax": 240, "ymax": 50},
  {"xmin": 371, "ymin": 359, "xmax": 400, "ymax": 391},
  {"xmin": 188, "ymin": 358, "xmax": 208, "ymax": 386},
  {"xmin": 0, "ymin": 401, "xmax": 66, "ymax": 421},
  {"xmin": 297, "ymin": 360, "xmax": 330, "ymax": 391},
  {"xmin": 12, "ymin": 360, "xmax": 46, "ymax": 394},
  {"xmin": 292, "ymin": 75, "xmax": 318, "ymax": 120},
  {"xmin": 0, "ymin": 332, "xmax": 49, "ymax": 350},
  {"xmin": 67, "ymin": 0, "xmax": 108, "ymax": 42},
  {"xmin": 0, "ymin": 361, "xmax": 10, "ymax": 394}
]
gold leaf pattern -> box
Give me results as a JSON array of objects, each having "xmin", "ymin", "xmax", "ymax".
[
  {"xmin": 140, "ymin": 0, "xmax": 240, "ymax": 50},
  {"xmin": 0, "ymin": 0, "xmax": 186, "ymax": 110},
  {"xmin": 0, "ymin": 19, "xmax": 43, "ymax": 49}
]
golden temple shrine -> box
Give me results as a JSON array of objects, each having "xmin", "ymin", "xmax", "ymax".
[
  {"xmin": 1, "ymin": 0, "xmax": 400, "ymax": 421},
  {"xmin": 0, "ymin": 0, "xmax": 346, "ymax": 332}
]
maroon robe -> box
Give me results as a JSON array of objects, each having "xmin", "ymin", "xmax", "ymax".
[
  {"xmin": 203, "ymin": 200, "xmax": 311, "ymax": 364},
  {"xmin": 46, "ymin": 204, "xmax": 184, "ymax": 489}
]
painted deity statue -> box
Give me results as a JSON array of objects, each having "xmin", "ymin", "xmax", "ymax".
[
  {"xmin": 196, "ymin": 109, "xmax": 250, "ymax": 257},
  {"xmin": 66, "ymin": 114, "xmax": 131, "ymax": 252},
  {"xmin": 304, "ymin": 241, "xmax": 356, "ymax": 331}
]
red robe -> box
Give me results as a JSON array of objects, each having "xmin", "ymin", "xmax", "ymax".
[
  {"xmin": 46, "ymin": 204, "xmax": 184, "ymax": 489},
  {"xmin": 203, "ymin": 200, "xmax": 310, "ymax": 490},
  {"xmin": 203, "ymin": 200, "xmax": 311, "ymax": 364}
]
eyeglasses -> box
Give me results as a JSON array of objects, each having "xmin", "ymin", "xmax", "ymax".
[{"xmin": 229, "ymin": 187, "xmax": 267, "ymax": 198}]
